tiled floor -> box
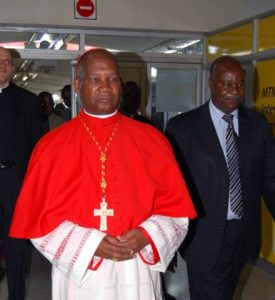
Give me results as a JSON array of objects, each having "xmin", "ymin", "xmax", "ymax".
[
  {"xmin": 0, "ymin": 244, "xmax": 51, "ymax": 300},
  {"xmin": 234, "ymin": 260, "xmax": 275, "ymax": 300},
  {"xmin": 0, "ymin": 244, "xmax": 275, "ymax": 299}
]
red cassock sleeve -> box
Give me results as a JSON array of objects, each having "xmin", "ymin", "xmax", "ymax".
[{"xmin": 10, "ymin": 112, "xmax": 196, "ymax": 238}]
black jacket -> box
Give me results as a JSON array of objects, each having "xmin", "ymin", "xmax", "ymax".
[
  {"xmin": 166, "ymin": 101, "xmax": 275, "ymax": 272},
  {"xmin": 0, "ymin": 82, "xmax": 43, "ymax": 181}
]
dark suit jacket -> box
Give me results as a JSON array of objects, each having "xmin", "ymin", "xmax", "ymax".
[
  {"xmin": 166, "ymin": 101, "xmax": 275, "ymax": 272},
  {"xmin": 0, "ymin": 82, "xmax": 43, "ymax": 182}
]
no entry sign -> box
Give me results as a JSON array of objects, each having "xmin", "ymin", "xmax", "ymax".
[{"xmin": 74, "ymin": 0, "xmax": 97, "ymax": 20}]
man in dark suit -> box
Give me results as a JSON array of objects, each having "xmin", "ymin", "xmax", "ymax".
[
  {"xmin": 166, "ymin": 56, "xmax": 275, "ymax": 300},
  {"xmin": 120, "ymin": 81, "xmax": 153, "ymax": 125},
  {"xmin": 0, "ymin": 46, "xmax": 43, "ymax": 299}
]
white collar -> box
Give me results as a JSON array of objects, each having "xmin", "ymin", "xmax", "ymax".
[
  {"xmin": 83, "ymin": 109, "xmax": 118, "ymax": 119},
  {"xmin": 0, "ymin": 82, "xmax": 10, "ymax": 93}
]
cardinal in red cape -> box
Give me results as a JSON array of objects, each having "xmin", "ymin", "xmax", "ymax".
[{"xmin": 10, "ymin": 48, "xmax": 196, "ymax": 300}]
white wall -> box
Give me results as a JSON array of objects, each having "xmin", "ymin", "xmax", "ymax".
[{"xmin": 1, "ymin": 0, "xmax": 275, "ymax": 32}]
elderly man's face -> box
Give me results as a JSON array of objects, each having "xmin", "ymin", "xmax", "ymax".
[
  {"xmin": 208, "ymin": 61, "xmax": 245, "ymax": 114},
  {"xmin": 0, "ymin": 48, "xmax": 14, "ymax": 86},
  {"xmin": 74, "ymin": 54, "xmax": 121, "ymax": 115}
]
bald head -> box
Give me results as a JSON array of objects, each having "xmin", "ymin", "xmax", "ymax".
[
  {"xmin": 209, "ymin": 56, "xmax": 242, "ymax": 80},
  {"xmin": 76, "ymin": 48, "xmax": 119, "ymax": 80},
  {"xmin": 0, "ymin": 46, "xmax": 12, "ymax": 57}
]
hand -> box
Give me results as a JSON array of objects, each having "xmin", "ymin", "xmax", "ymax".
[
  {"xmin": 117, "ymin": 229, "xmax": 149, "ymax": 255},
  {"xmin": 95, "ymin": 234, "xmax": 133, "ymax": 261}
]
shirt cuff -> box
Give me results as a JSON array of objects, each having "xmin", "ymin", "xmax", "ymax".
[
  {"xmin": 88, "ymin": 256, "xmax": 103, "ymax": 270},
  {"xmin": 137, "ymin": 226, "xmax": 160, "ymax": 265}
]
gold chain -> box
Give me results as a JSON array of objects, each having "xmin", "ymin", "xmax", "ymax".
[{"xmin": 79, "ymin": 114, "xmax": 120, "ymax": 197}]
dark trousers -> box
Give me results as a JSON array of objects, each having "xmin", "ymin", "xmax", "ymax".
[
  {"xmin": 187, "ymin": 220, "xmax": 247, "ymax": 300},
  {"xmin": 0, "ymin": 168, "xmax": 26, "ymax": 300}
]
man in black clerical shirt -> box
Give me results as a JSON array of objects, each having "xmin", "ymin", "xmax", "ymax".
[
  {"xmin": 120, "ymin": 81, "xmax": 153, "ymax": 125},
  {"xmin": 0, "ymin": 46, "xmax": 43, "ymax": 299}
]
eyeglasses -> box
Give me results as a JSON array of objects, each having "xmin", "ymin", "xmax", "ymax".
[{"xmin": 0, "ymin": 59, "xmax": 12, "ymax": 67}]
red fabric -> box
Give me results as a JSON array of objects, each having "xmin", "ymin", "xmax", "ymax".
[{"xmin": 10, "ymin": 111, "xmax": 196, "ymax": 238}]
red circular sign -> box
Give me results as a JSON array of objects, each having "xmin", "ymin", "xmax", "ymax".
[{"xmin": 76, "ymin": 0, "xmax": 95, "ymax": 18}]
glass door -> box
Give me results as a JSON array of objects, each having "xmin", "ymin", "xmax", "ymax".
[{"xmin": 148, "ymin": 63, "xmax": 201, "ymax": 131}]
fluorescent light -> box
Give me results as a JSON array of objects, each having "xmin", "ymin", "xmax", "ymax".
[
  {"xmin": 208, "ymin": 46, "xmax": 219, "ymax": 54},
  {"xmin": 54, "ymin": 39, "xmax": 64, "ymax": 50},
  {"xmin": 175, "ymin": 40, "xmax": 201, "ymax": 49},
  {"xmin": 230, "ymin": 51, "xmax": 252, "ymax": 56},
  {"xmin": 52, "ymin": 93, "xmax": 60, "ymax": 101},
  {"xmin": 13, "ymin": 74, "xmax": 20, "ymax": 80},
  {"xmin": 151, "ymin": 67, "xmax": 157, "ymax": 78},
  {"xmin": 164, "ymin": 49, "xmax": 177, "ymax": 54},
  {"xmin": 29, "ymin": 73, "xmax": 38, "ymax": 79}
]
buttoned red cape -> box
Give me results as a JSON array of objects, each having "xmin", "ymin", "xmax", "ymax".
[{"xmin": 10, "ymin": 111, "xmax": 196, "ymax": 238}]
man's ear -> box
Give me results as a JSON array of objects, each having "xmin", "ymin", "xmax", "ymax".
[
  {"xmin": 208, "ymin": 78, "xmax": 213, "ymax": 89},
  {"xmin": 73, "ymin": 79, "xmax": 79, "ymax": 94}
]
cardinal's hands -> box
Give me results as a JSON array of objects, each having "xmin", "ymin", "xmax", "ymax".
[
  {"xmin": 95, "ymin": 229, "xmax": 149, "ymax": 262},
  {"xmin": 118, "ymin": 228, "xmax": 149, "ymax": 254}
]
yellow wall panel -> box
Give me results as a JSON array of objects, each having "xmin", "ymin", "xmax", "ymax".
[
  {"xmin": 255, "ymin": 60, "xmax": 275, "ymax": 135},
  {"xmin": 206, "ymin": 23, "xmax": 253, "ymax": 63},
  {"xmin": 258, "ymin": 15, "xmax": 275, "ymax": 52},
  {"xmin": 256, "ymin": 59, "xmax": 275, "ymax": 264}
]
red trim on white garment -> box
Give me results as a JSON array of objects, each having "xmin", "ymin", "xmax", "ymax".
[
  {"xmin": 88, "ymin": 257, "xmax": 103, "ymax": 270},
  {"xmin": 137, "ymin": 226, "xmax": 160, "ymax": 265}
]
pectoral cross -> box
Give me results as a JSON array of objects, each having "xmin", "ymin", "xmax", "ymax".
[{"xmin": 94, "ymin": 197, "xmax": 114, "ymax": 231}]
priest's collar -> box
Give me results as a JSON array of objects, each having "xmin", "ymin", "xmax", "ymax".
[
  {"xmin": 0, "ymin": 82, "xmax": 10, "ymax": 93},
  {"xmin": 84, "ymin": 109, "xmax": 118, "ymax": 119}
]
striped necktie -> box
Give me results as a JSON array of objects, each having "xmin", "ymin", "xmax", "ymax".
[{"xmin": 222, "ymin": 114, "xmax": 243, "ymax": 218}]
